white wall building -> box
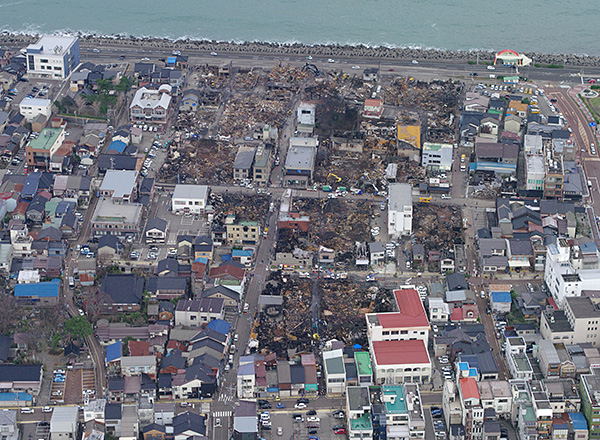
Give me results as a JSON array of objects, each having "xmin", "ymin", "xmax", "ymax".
[
  {"xmin": 19, "ymin": 98, "xmax": 52, "ymax": 122},
  {"xmin": 26, "ymin": 35, "xmax": 80, "ymax": 79},
  {"xmin": 544, "ymin": 239, "xmax": 600, "ymax": 307},
  {"xmin": 421, "ymin": 142, "xmax": 453, "ymax": 171},
  {"xmin": 388, "ymin": 183, "xmax": 412, "ymax": 238},
  {"xmin": 171, "ymin": 184, "xmax": 209, "ymax": 215},
  {"xmin": 370, "ymin": 340, "xmax": 431, "ymax": 385},
  {"xmin": 525, "ymin": 155, "xmax": 545, "ymax": 191},
  {"xmin": 297, "ymin": 102, "xmax": 316, "ymax": 126},
  {"xmin": 50, "ymin": 407, "xmax": 79, "ymax": 440}
]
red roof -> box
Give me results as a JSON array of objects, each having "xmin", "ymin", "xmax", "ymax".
[
  {"xmin": 128, "ymin": 340, "xmax": 150, "ymax": 357},
  {"xmin": 372, "ymin": 340, "xmax": 430, "ymax": 365},
  {"xmin": 377, "ymin": 289, "xmax": 428, "ymax": 328},
  {"xmin": 166, "ymin": 340, "xmax": 186, "ymax": 351},
  {"xmin": 460, "ymin": 377, "xmax": 480, "ymax": 400},
  {"xmin": 451, "ymin": 307, "xmax": 463, "ymax": 322},
  {"xmin": 365, "ymin": 98, "xmax": 383, "ymax": 107},
  {"xmin": 209, "ymin": 263, "xmax": 245, "ymax": 281}
]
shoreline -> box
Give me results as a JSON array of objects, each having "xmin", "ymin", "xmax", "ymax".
[{"xmin": 2, "ymin": 31, "xmax": 600, "ymax": 68}]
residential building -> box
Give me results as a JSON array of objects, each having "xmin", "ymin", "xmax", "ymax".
[
  {"xmin": 50, "ymin": 407, "xmax": 79, "ymax": 440},
  {"xmin": 26, "ymin": 35, "xmax": 80, "ymax": 79},
  {"xmin": 477, "ymin": 380, "xmax": 512, "ymax": 420},
  {"xmin": 171, "ymin": 184, "xmax": 209, "ymax": 215},
  {"xmin": 543, "ymin": 239, "xmax": 600, "ymax": 307},
  {"xmin": 526, "ymin": 154, "xmax": 545, "ymax": 191},
  {"xmin": 144, "ymin": 218, "xmax": 168, "ymax": 244},
  {"xmin": 98, "ymin": 275, "xmax": 144, "ymax": 314},
  {"xmin": 421, "ymin": 142, "xmax": 453, "ymax": 171},
  {"xmin": 252, "ymin": 143, "xmax": 273, "ymax": 186},
  {"xmin": 297, "ymin": 102, "xmax": 316, "ymax": 132},
  {"xmin": 91, "ymin": 198, "xmax": 143, "ymax": 238},
  {"xmin": 237, "ymin": 361, "xmax": 255, "ymax": 399},
  {"xmin": 129, "ymin": 86, "xmax": 172, "ymax": 125},
  {"xmin": 382, "ymin": 384, "xmax": 425, "ymax": 440},
  {"xmin": 388, "ymin": 183, "xmax": 413, "ymax": 238},
  {"xmin": 99, "ymin": 170, "xmax": 138, "ymax": 204},
  {"xmin": 428, "ymin": 297, "xmax": 451, "ymax": 322},
  {"xmin": 283, "ymin": 137, "xmax": 317, "ymax": 187},
  {"xmin": 0, "ymin": 410, "xmax": 18, "ymax": 440},
  {"xmin": 581, "ymin": 369, "xmax": 600, "ymax": 438},
  {"xmin": 458, "ymin": 378, "xmax": 484, "ymax": 440},
  {"xmin": 14, "ymin": 279, "xmax": 60, "ymax": 304},
  {"xmin": 175, "ymin": 299, "xmax": 225, "ymax": 326},
  {"xmin": 26, "ymin": 127, "xmax": 66, "ymax": 167},
  {"xmin": 19, "ymin": 98, "xmax": 52, "ymax": 122},
  {"xmin": 363, "ymin": 99, "xmax": 384, "ymax": 119},
  {"xmin": 323, "ymin": 349, "xmax": 346, "ymax": 394},
  {"xmin": 120, "ymin": 356, "xmax": 156, "ymax": 379},
  {"xmin": 346, "ymin": 386, "xmax": 373, "ymax": 440},
  {"xmin": 226, "ymin": 221, "xmax": 260, "ymax": 245},
  {"xmin": 233, "ymin": 146, "xmax": 255, "ymax": 181}
]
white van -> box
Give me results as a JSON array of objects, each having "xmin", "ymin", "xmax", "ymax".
[{"xmin": 20, "ymin": 407, "xmax": 34, "ymax": 414}]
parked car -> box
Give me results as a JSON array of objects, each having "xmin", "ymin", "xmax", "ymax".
[{"xmin": 294, "ymin": 403, "xmax": 307, "ymax": 409}]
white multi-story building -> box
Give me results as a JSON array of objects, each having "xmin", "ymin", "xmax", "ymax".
[
  {"xmin": 366, "ymin": 289, "xmax": 430, "ymax": 344},
  {"xmin": 421, "ymin": 142, "xmax": 453, "ymax": 171},
  {"xmin": 383, "ymin": 384, "xmax": 425, "ymax": 440},
  {"xmin": 19, "ymin": 98, "xmax": 52, "ymax": 122},
  {"xmin": 388, "ymin": 183, "xmax": 412, "ymax": 238},
  {"xmin": 477, "ymin": 380, "xmax": 513, "ymax": 419},
  {"xmin": 129, "ymin": 86, "xmax": 172, "ymax": 125},
  {"xmin": 525, "ymin": 154, "xmax": 545, "ymax": 191},
  {"xmin": 458, "ymin": 378, "xmax": 484, "ymax": 440},
  {"xmin": 370, "ymin": 340, "xmax": 431, "ymax": 385},
  {"xmin": 346, "ymin": 386, "xmax": 373, "ymax": 440},
  {"xmin": 544, "ymin": 239, "xmax": 600, "ymax": 307},
  {"xmin": 171, "ymin": 184, "xmax": 209, "ymax": 215},
  {"xmin": 26, "ymin": 35, "xmax": 80, "ymax": 79}
]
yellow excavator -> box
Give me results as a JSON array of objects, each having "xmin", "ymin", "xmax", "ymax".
[{"xmin": 327, "ymin": 173, "xmax": 342, "ymax": 182}]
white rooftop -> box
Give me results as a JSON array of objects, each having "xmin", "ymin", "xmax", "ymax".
[
  {"xmin": 100, "ymin": 170, "xmax": 138, "ymax": 199},
  {"xmin": 388, "ymin": 183, "xmax": 412, "ymax": 212},
  {"xmin": 19, "ymin": 97, "xmax": 51, "ymax": 108},
  {"xmin": 172, "ymin": 184, "xmax": 209, "ymax": 201},
  {"xmin": 130, "ymin": 87, "xmax": 171, "ymax": 110},
  {"xmin": 27, "ymin": 35, "xmax": 78, "ymax": 56}
]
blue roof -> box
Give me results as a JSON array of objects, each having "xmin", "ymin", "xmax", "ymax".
[
  {"xmin": 232, "ymin": 249, "xmax": 253, "ymax": 257},
  {"xmin": 14, "ymin": 279, "xmax": 60, "ymax": 298},
  {"xmin": 568, "ymin": 412, "xmax": 587, "ymax": 430},
  {"xmin": 194, "ymin": 257, "xmax": 208, "ymax": 264},
  {"xmin": 491, "ymin": 292, "xmax": 512, "ymax": 303},
  {"xmin": 468, "ymin": 368, "xmax": 478, "ymax": 377},
  {"xmin": 107, "ymin": 140, "xmax": 127, "ymax": 154},
  {"xmin": 580, "ymin": 242, "xmax": 598, "ymax": 254},
  {"xmin": 22, "ymin": 172, "xmax": 40, "ymax": 198},
  {"xmin": 167, "ymin": 57, "xmax": 177, "ymax": 64},
  {"xmin": 458, "ymin": 362, "xmax": 469, "ymax": 371},
  {"xmin": 106, "ymin": 341, "xmax": 122, "ymax": 363},
  {"xmin": 207, "ymin": 319, "xmax": 231, "ymax": 335},
  {"xmin": 221, "ymin": 254, "xmax": 232, "ymax": 261},
  {"xmin": 0, "ymin": 392, "xmax": 32, "ymax": 401}
]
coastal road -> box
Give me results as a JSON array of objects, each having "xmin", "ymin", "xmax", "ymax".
[
  {"xmin": 0, "ymin": 37, "xmax": 592, "ymax": 84},
  {"xmin": 78, "ymin": 44, "xmax": 595, "ymax": 84}
]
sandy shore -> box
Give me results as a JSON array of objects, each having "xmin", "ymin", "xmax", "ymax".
[{"xmin": 2, "ymin": 32, "xmax": 599, "ymax": 67}]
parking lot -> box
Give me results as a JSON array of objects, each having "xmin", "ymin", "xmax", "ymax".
[{"xmin": 258, "ymin": 404, "xmax": 346, "ymax": 440}]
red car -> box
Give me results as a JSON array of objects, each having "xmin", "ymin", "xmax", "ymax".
[{"xmin": 334, "ymin": 429, "xmax": 347, "ymax": 435}]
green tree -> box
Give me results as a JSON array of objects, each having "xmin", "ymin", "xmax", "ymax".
[
  {"xmin": 64, "ymin": 316, "xmax": 93, "ymax": 339},
  {"xmin": 115, "ymin": 76, "xmax": 132, "ymax": 93}
]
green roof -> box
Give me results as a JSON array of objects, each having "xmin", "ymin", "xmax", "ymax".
[
  {"xmin": 522, "ymin": 405, "xmax": 536, "ymax": 423},
  {"xmin": 355, "ymin": 352, "xmax": 373, "ymax": 376},
  {"xmin": 350, "ymin": 413, "xmax": 372, "ymax": 431},
  {"xmin": 383, "ymin": 386, "xmax": 407, "ymax": 414},
  {"xmin": 28, "ymin": 128, "xmax": 62, "ymax": 150}
]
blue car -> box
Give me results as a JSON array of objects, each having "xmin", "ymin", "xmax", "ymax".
[
  {"xmin": 54, "ymin": 377, "xmax": 65, "ymax": 383},
  {"xmin": 276, "ymin": 403, "xmax": 286, "ymax": 409},
  {"xmin": 309, "ymin": 437, "xmax": 320, "ymax": 440}
]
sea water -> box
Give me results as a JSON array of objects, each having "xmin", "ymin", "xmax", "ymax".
[{"xmin": 0, "ymin": 0, "xmax": 598, "ymax": 55}]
